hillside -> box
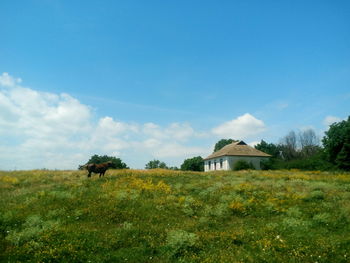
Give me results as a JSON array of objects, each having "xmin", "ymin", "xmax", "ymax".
[{"xmin": 1, "ymin": 169, "xmax": 350, "ymax": 262}]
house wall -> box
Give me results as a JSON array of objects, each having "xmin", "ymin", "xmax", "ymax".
[
  {"xmin": 204, "ymin": 157, "xmax": 229, "ymax": 171},
  {"xmin": 204, "ymin": 156, "xmax": 268, "ymax": 171}
]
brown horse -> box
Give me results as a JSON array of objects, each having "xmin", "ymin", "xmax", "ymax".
[{"xmin": 86, "ymin": 161, "xmax": 113, "ymax": 178}]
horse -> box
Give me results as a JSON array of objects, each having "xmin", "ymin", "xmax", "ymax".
[{"xmin": 86, "ymin": 161, "xmax": 113, "ymax": 178}]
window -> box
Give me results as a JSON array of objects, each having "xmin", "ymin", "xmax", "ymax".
[
  {"xmin": 220, "ymin": 159, "xmax": 223, "ymax": 169},
  {"xmin": 208, "ymin": 161, "xmax": 211, "ymax": 170},
  {"xmin": 214, "ymin": 160, "xmax": 217, "ymax": 170}
]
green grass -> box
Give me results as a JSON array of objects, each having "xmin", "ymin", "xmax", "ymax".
[{"xmin": 1, "ymin": 169, "xmax": 350, "ymax": 262}]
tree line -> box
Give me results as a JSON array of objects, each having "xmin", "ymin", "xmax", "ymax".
[
  {"xmin": 254, "ymin": 117, "xmax": 350, "ymax": 170},
  {"xmin": 80, "ymin": 116, "xmax": 350, "ymax": 171}
]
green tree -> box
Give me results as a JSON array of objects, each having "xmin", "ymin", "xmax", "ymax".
[
  {"xmin": 82, "ymin": 154, "xmax": 129, "ymax": 169},
  {"xmin": 322, "ymin": 116, "xmax": 350, "ymax": 170},
  {"xmin": 255, "ymin": 140, "xmax": 280, "ymax": 158},
  {"xmin": 180, "ymin": 156, "xmax": 204, "ymax": 171},
  {"xmin": 214, "ymin": 139, "xmax": 238, "ymax": 152},
  {"xmin": 145, "ymin": 160, "xmax": 168, "ymax": 169}
]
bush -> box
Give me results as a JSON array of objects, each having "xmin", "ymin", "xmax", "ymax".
[
  {"xmin": 80, "ymin": 154, "xmax": 129, "ymax": 169},
  {"xmin": 166, "ymin": 230, "xmax": 198, "ymax": 257},
  {"xmin": 273, "ymin": 153, "xmax": 334, "ymax": 171},
  {"xmin": 180, "ymin": 156, "xmax": 204, "ymax": 171},
  {"xmin": 322, "ymin": 116, "xmax": 350, "ymax": 170},
  {"xmin": 260, "ymin": 158, "xmax": 276, "ymax": 170},
  {"xmin": 233, "ymin": 160, "xmax": 255, "ymax": 171}
]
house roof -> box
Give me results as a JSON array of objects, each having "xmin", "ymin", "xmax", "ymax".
[{"xmin": 204, "ymin": 141, "xmax": 271, "ymax": 160}]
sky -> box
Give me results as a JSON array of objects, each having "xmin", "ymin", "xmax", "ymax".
[{"xmin": 0, "ymin": 0, "xmax": 349, "ymax": 170}]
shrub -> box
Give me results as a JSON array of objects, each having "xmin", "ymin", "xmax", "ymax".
[
  {"xmin": 180, "ymin": 156, "xmax": 204, "ymax": 171},
  {"xmin": 166, "ymin": 229, "xmax": 198, "ymax": 256},
  {"xmin": 80, "ymin": 154, "xmax": 129, "ymax": 169},
  {"xmin": 233, "ymin": 160, "xmax": 255, "ymax": 171}
]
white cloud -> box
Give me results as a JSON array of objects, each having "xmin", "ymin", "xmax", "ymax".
[
  {"xmin": 0, "ymin": 73, "xmax": 272, "ymax": 170},
  {"xmin": 143, "ymin": 122, "xmax": 165, "ymax": 139},
  {"xmin": 4, "ymin": 87, "xmax": 91, "ymax": 139},
  {"xmin": 142, "ymin": 138, "xmax": 162, "ymax": 148},
  {"xmin": 212, "ymin": 113, "xmax": 266, "ymax": 139},
  {"xmin": 0, "ymin": 72, "xmax": 209, "ymax": 169},
  {"xmin": 97, "ymin": 117, "xmax": 139, "ymax": 137},
  {"xmin": 248, "ymin": 141, "xmax": 260, "ymax": 147},
  {"xmin": 0, "ymin": 72, "xmax": 22, "ymax": 87},
  {"xmin": 152, "ymin": 143, "xmax": 208, "ymax": 158},
  {"xmin": 323, "ymin": 115, "xmax": 342, "ymax": 126},
  {"xmin": 164, "ymin": 123, "xmax": 196, "ymax": 141}
]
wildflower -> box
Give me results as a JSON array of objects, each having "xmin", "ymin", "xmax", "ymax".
[{"xmin": 276, "ymin": 235, "xmax": 284, "ymax": 242}]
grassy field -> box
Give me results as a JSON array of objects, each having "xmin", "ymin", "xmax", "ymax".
[{"xmin": 1, "ymin": 169, "xmax": 350, "ymax": 262}]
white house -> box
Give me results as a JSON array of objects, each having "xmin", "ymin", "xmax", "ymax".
[{"xmin": 204, "ymin": 141, "xmax": 271, "ymax": 171}]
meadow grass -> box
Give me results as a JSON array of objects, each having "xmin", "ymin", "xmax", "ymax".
[{"xmin": 1, "ymin": 169, "xmax": 350, "ymax": 262}]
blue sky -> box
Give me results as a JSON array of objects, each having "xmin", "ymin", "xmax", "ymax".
[{"xmin": 0, "ymin": 0, "xmax": 349, "ymax": 169}]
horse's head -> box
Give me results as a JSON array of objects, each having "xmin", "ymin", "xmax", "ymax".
[{"xmin": 106, "ymin": 161, "xmax": 114, "ymax": 168}]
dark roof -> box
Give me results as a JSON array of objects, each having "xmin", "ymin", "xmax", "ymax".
[{"xmin": 204, "ymin": 141, "xmax": 271, "ymax": 160}]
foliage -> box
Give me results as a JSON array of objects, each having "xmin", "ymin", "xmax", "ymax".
[
  {"xmin": 81, "ymin": 154, "xmax": 129, "ymax": 169},
  {"xmin": 278, "ymin": 129, "xmax": 320, "ymax": 160},
  {"xmin": 233, "ymin": 160, "xmax": 255, "ymax": 170},
  {"xmin": 260, "ymin": 158, "xmax": 277, "ymax": 170},
  {"xmin": 180, "ymin": 156, "xmax": 204, "ymax": 171},
  {"xmin": 166, "ymin": 230, "xmax": 198, "ymax": 257},
  {"xmin": 257, "ymin": 128, "xmax": 334, "ymax": 171},
  {"xmin": 1, "ymin": 169, "xmax": 350, "ymax": 262},
  {"xmin": 145, "ymin": 159, "xmax": 168, "ymax": 169},
  {"xmin": 323, "ymin": 116, "xmax": 350, "ymax": 170},
  {"xmin": 255, "ymin": 140, "xmax": 281, "ymax": 158},
  {"xmin": 213, "ymin": 138, "xmax": 238, "ymax": 152}
]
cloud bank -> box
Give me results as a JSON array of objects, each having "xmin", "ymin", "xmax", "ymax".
[
  {"xmin": 0, "ymin": 72, "xmax": 268, "ymax": 170},
  {"xmin": 212, "ymin": 113, "xmax": 266, "ymax": 139}
]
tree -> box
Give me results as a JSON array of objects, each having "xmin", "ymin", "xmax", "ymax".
[
  {"xmin": 255, "ymin": 140, "xmax": 280, "ymax": 158},
  {"xmin": 322, "ymin": 116, "xmax": 350, "ymax": 170},
  {"xmin": 279, "ymin": 131, "xmax": 298, "ymax": 160},
  {"xmin": 214, "ymin": 139, "xmax": 238, "ymax": 152},
  {"xmin": 180, "ymin": 156, "xmax": 204, "ymax": 171},
  {"xmin": 145, "ymin": 160, "xmax": 168, "ymax": 169},
  {"xmin": 298, "ymin": 129, "xmax": 320, "ymax": 157},
  {"xmin": 82, "ymin": 154, "xmax": 129, "ymax": 169}
]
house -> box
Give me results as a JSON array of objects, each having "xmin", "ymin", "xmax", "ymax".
[{"xmin": 204, "ymin": 141, "xmax": 271, "ymax": 171}]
